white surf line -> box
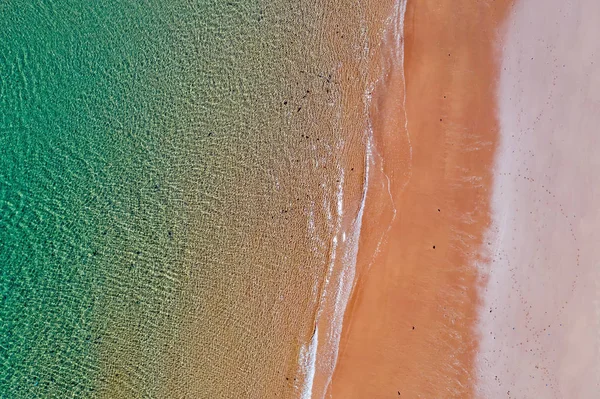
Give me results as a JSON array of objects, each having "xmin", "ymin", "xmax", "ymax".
[
  {"xmin": 297, "ymin": 136, "xmax": 371, "ymax": 399},
  {"xmin": 318, "ymin": 134, "xmax": 372, "ymax": 398},
  {"xmin": 298, "ymin": 2, "xmax": 410, "ymax": 397},
  {"xmin": 296, "ymin": 154, "xmax": 344, "ymax": 399},
  {"xmin": 314, "ymin": 1, "xmax": 411, "ymax": 395},
  {"xmin": 300, "ymin": 152, "xmax": 365, "ymax": 399},
  {"xmin": 299, "ymin": 327, "xmax": 319, "ymax": 399}
]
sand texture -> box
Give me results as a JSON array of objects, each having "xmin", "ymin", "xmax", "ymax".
[
  {"xmin": 475, "ymin": 0, "xmax": 600, "ymax": 397},
  {"xmin": 327, "ymin": 1, "xmax": 512, "ymax": 397}
]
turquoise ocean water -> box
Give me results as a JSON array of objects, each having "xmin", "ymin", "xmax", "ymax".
[{"xmin": 1, "ymin": 1, "xmax": 371, "ymax": 397}]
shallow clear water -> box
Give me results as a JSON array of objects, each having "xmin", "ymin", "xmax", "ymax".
[{"xmin": 1, "ymin": 1, "xmax": 370, "ymax": 397}]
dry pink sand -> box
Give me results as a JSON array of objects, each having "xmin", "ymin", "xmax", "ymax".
[{"xmin": 475, "ymin": 0, "xmax": 600, "ymax": 397}]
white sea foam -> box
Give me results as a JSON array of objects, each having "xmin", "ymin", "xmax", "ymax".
[
  {"xmin": 320, "ymin": 135, "xmax": 372, "ymax": 396},
  {"xmin": 296, "ymin": 135, "xmax": 371, "ymax": 399},
  {"xmin": 298, "ymin": 327, "xmax": 319, "ymax": 399},
  {"xmin": 296, "ymin": 2, "xmax": 408, "ymax": 398}
]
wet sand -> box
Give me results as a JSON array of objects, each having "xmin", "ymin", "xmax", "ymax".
[
  {"xmin": 326, "ymin": 1, "xmax": 512, "ymax": 397},
  {"xmin": 475, "ymin": 0, "xmax": 600, "ymax": 397}
]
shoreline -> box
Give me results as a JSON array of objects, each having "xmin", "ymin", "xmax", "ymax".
[
  {"xmin": 323, "ymin": 0, "xmax": 513, "ymax": 397},
  {"xmin": 295, "ymin": 1, "xmax": 403, "ymax": 397}
]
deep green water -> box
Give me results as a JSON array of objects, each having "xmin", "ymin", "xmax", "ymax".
[{"xmin": 1, "ymin": 1, "xmax": 370, "ymax": 397}]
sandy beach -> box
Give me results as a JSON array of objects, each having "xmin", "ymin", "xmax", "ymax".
[
  {"xmin": 325, "ymin": 1, "xmax": 512, "ymax": 397},
  {"xmin": 475, "ymin": 0, "xmax": 600, "ymax": 397}
]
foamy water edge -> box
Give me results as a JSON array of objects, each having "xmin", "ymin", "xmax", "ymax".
[{"xmin": 295, "ymin": 1, "xmax": 408, "ymax": 398}]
